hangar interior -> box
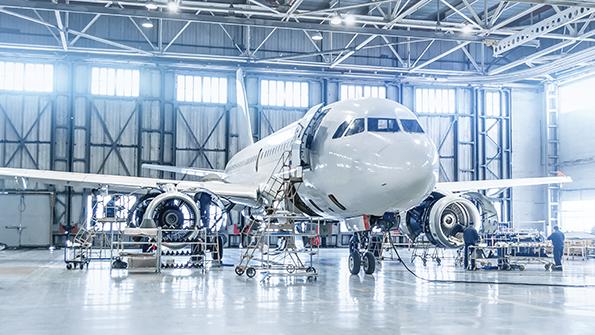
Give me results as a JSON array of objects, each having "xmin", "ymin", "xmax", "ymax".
[{"xmin": 0, "ymin": 0, "xmax": 595, "ymax": 334}]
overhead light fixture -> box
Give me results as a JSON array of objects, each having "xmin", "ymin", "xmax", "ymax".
[
  {"xmin": 461, "ymin": 24, "xmax": 473, "ymax": 34},
  {"xmin": 145, "ymin": 1, "xmax": 158, "ymax": 10},
  {"xmin": 168, "ymin": 0, "xmax": 179, "ymax": 12},
  {"xmin": 344, "ymin": 14, "xmax": 356, "ymax": 26},
  {"xmin": 141, "ymin": 19, "xmax": 154, "ymax": 28},
  {"xmin": 330, "ymin": 14, "xmax": 342, "ymax": 26},
  {"xmin": 311, "ymin": 31, "xmax": 323, "ymax": 41}
]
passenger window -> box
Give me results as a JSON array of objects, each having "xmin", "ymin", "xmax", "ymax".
[
  {"xmin": 332, "ymin": 121, "xmax": 350, "ymax": 139},
  {"xmin": 344, "ymin": 118, "xmax": 365, "ymax": 137},
  {"xmin": 368, "ymin": 118, "xmax": 400, "ymax": 132},
  {"xmin": 401, "ymin": 119, "xmax": 424, "ymax": 133}
]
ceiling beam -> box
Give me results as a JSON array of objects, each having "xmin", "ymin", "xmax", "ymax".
[{"xmin": 0, "ymin": 0, "xmax": 483, "ymax": 42}]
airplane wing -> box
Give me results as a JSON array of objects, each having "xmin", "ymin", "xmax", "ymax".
[
  {"xmin": 141, "ymin": 164, "xmax": 227, "ymax": 182},
  {"xmin": 436, "ymin": 176, "xmax": 572, "ymax": 193},
  {"xmin": 0, "ymin": 167, "xmax": 256, "ymax": 201}
]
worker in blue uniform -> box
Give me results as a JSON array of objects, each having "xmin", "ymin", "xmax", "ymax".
[
  {"xmin": 548, "ymin": 226, "xmax": 565, "ymax": 271},
  {"xmin": 463, "ymin": 224, "xmax": 480, "ymax": 270}
]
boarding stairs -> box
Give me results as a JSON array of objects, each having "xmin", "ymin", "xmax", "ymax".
[{"xmin": 235, "ymin": 127, "xmax": 321, "ymax": 279}]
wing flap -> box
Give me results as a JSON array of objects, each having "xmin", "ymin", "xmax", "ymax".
[
  {"xmin": 141, "ymin": 164, "xmax": 227, "ymax": 182},
  {"xmin": 0, "ymin": 167, "xmax": 256, "ymax": 201},
  {"xmin": 436, "ymin": 176, "xmax": 572, "ymax": 193}
]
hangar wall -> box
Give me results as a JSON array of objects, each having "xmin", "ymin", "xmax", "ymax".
[
  {"xmin": 0, "ymin": 55, "xmax": 549, "ymax": 245},
  {"xmin": 511, "ymin": 87, "xmax": 547, "ymax": 230},
  {"xmin": 558, "ymin": 76, "xmax": 595, "ymax": 233}
]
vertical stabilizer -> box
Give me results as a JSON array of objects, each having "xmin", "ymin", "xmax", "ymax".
[{"xmin": 236, "ymin": 68, "xmax": 254, "ymax": 145}]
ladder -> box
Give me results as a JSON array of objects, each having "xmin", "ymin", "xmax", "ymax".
[
  {"xmin": 545, "ymin": 82, "xmax": 561, "ymax": 233},
  {"xmin": 235, "ymin": 140, "xmax": 319, "ymax": 279}
]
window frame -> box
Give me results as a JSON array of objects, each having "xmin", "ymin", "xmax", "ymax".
[
  {"xmin": 343, "ymin": 118, "xmax": 366, "ymax": 137},
  {"xmin": 368, "ymin": 117, "xmax": 401, "ymax": 133},
  {"xmin": 259, "ymin": 78, "xmax": 309, "ymax": 108},
  {"xmin": 339, "ymin": 83, "xmax": 387, "ymax": 100},
  {"xmin": 0, "ymin": 61, "xmax": 54, "ymax": 93},
  {"xmin": 175, "ymin": 73, "xmax": 228, "ymax": 104},
  {"xmin": 90, "ymin": 66, "xmax": 140, "ymax": 98}
]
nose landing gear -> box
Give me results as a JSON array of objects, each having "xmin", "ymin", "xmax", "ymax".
[{"xmin": 348, "ymin": 232, "xmax": 377, "ymax": 275}]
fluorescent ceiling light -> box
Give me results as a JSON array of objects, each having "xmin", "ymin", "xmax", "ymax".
[
  {"xmin": 330, "ymin": 14, "xmax": 342, "ymax": 25},
  {"xmin": 344, "ymin": 14, "xmax": 356, "ymax": 26},
  {"xmin": 311, "ymin": 31, "xmax": 323, "ymax": 41},
  {"xmin": 145, "ymin": 1, "xmax": 158, "ymax": 10},
  {"xmin": 461, "ymin": 24, "xmax": 473, "ymax": 34},
  {"xmin": 168, "ymin": 0, "xmax": 179, "ymax": 12},
  {"xmin": 141, "ymin": 19, "xmax": 154, "ymax": 28}
]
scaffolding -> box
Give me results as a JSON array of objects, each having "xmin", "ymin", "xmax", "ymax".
[
  {"xmin": 545, "ymin": 82, "xmax": 561, "ymax": 233},
  {"xmin": 235, "ymin": 148, "xmax": 320, "ymax": 280}
]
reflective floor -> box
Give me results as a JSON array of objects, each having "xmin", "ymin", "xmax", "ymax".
[{"xmin": 1, "ymin": 248, "xmax": 595, "ymax": 334}]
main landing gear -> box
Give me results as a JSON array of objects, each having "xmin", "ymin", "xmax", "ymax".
[{"xmin": 348, "ymin": 232, "xmax": 377, "ymax": 275}]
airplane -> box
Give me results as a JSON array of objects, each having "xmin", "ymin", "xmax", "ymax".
[{"xmin": 0, "ymin": 70, "xmax": 571, "ymax": 275}]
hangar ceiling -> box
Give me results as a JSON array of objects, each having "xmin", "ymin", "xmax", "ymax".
[{"xmin": 0, "ymin": 1, "xmax": 594, "ymax": 82}]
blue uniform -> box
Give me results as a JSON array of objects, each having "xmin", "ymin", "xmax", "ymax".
[
  {"xmin": 463, "ymin": 226, "xmax": 480, "ymax": 270},
  {"xmin": 548, "ymin": 230, "xmax": 565, "ymax": 268}
]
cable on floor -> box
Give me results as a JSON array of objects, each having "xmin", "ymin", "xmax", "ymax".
[{"xmin": 389, "ymin": 244, "xmax": 595, "ymax": 288}]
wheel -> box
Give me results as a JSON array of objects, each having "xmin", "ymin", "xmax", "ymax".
[
  {"xmin": 80, "ymin": 263, "xmax": 85, "ymax": 270},
  {"xmin": 286, "ymin": 264, "xmax": 296, "ymax": 273},
  {"xmin": 246, "ymin": 267, "xmax": 257, "ymax": 278},
  {"xmin": 348, "ymin": 252, "xmax": 361, "ymax": 275},
  {"xmin": 518, "ymin": 265, "xmax": 526, "ymax": 271},
  {"xmin": 306, "ymin": 266, "xmax": 317, "ymax": 274},
  {"xmin": 66, "ymin": 263, "xmax": 72, "ymax": 270},
  {"xmin": 362, "ymin": 251, "xmax": 376, "ymax": 275}
]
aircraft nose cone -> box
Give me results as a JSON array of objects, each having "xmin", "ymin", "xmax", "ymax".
[{"xmin": 375, "ymin": 134, "xmax": 438, "ymax": 210}]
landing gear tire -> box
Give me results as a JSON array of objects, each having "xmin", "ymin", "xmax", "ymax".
[
  {"xmin": 246, "ymin": 267, "xmax": 257, "ymax": 278},
  {"xmin": 66, "ymin": 263, "xmax": 72, "ymax": 270},
  {"xmin": 348, "ymin": 252, "xmax": 361, "ymax": 275},
  {"xmin": 234, "ymin": 266, "xmax": 244, "ymax": 276},
  {"xmin": 362, "ymin": 252, "xmax": 376, "ymax": 275}
]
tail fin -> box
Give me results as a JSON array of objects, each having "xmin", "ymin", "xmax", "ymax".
[{"xmin": 236, "ymin": 68, "xmax": 254, "ymax": 145}]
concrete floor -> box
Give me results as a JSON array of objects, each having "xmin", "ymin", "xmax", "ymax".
[{"xmin": 1, "ymin": 248, "xmax": 595, "ymax": 334}]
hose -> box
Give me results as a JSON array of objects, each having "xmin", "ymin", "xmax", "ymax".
[{"xmin": 389, "ymin": 244, "xmax": 595, "ymax": 288}]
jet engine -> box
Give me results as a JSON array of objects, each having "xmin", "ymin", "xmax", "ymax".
[{"xmin": 402, "ymin": 192, "xmax": 484, "ymax": 248}]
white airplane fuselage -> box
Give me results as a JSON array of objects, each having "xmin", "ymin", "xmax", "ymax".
[{"xmin": 224, "ymin": 98, "xmax": 439, "ymax": 219}]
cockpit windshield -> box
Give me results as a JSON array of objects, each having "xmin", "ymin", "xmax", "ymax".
[
  {"xmin": 368, "ymin": 118, "xmax": 400, "ymax": 133},
  {"xmin": 332, "ymin": 116, "xmax": 424, "ymax": 139},
  {"xmin": 401, "ymin": 119, "xmax": 424, "ymax": 133},
  {"xmin": 344, "ymin": 118, "xmax": 365, "ymax": 137}
]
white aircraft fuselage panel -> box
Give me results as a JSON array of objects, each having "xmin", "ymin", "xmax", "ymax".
[{"xmin": 225, "ymin": 98, "xmax": 439, "ymax": 219}]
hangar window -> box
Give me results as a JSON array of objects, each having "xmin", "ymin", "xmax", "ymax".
[
  {"xmin": 401, "ymin": 119, "xmax": 424, "ymax": 133},
  {"xmin": 260, "ymin": 79, "xmax": 309, "ymax": 108},
  {"xmin": 484, "ymin": 91, "xmax": 503, "ymax": 116},
  {"xmin": 415, "ymin": 88, "xmax": 455, "ymax": 114},
  {"xmin": 368, "ymin": 118, "xmax": 400, "ymax": 132},
  {"xmin": 91, "ymin": 67, "xmax": 140, "ymax": 97},
  {"xmin": 0, "ymin": 61, "xmax": 53, "ymax": 92},
  {"xmin": 176, "ymin": 74, "xmax": 228, "ymax": 104},
  {"xmin": 340, "ymin": 84, "xmax": 386, "ymax": 100}
]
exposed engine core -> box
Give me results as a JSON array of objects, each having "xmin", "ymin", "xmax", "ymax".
[{"xmin": 403, "ymin": 192, "xmax": 482, "ymax": 248}]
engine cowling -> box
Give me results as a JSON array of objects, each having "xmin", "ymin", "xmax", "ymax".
[{"xmin": 403, "ymin": 192, "xmax": 481, "ymax": 248}]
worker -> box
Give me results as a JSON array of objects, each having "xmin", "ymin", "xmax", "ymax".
[
  {"xmin": 547, "ymin": 226, "xmax": 565, "ymax": 271},
  {"xmin": 463, "ymin": 224, "xmax": 480, "ymax": 270}
]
